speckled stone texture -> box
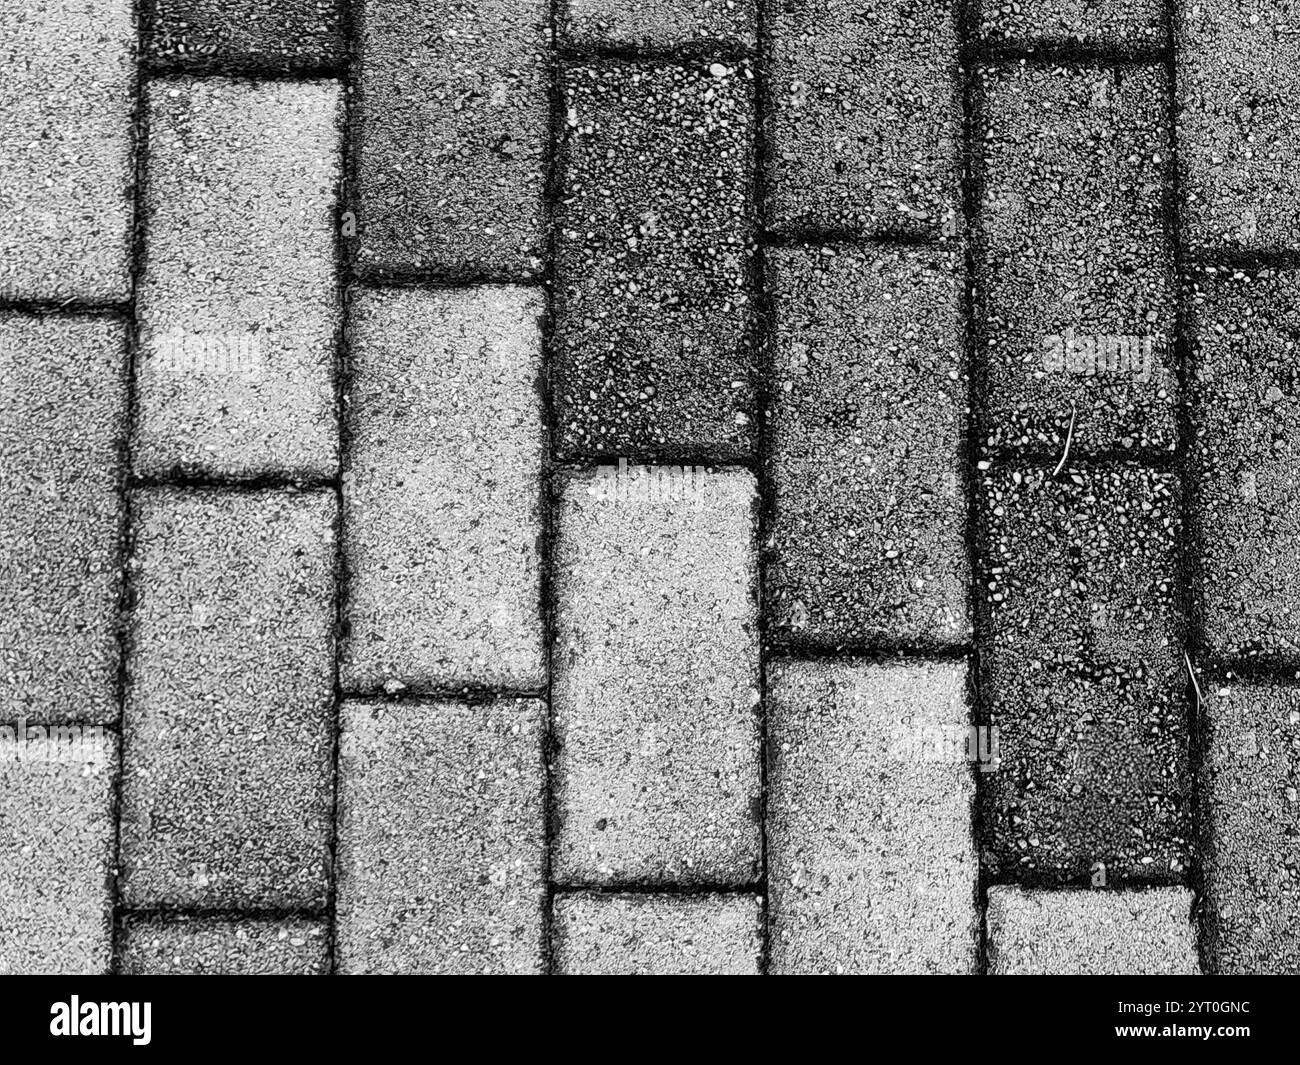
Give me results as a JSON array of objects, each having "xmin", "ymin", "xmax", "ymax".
[
  {"xmin": 148, "ymin": 0, "xmax": 345, "ymax": 72},
  {"xmin": 977, "ymin": 0, "xmax": 1165, "ymax": 51},
  {"xmin": 561, "ymin": 0, "xmax": 756, "ymax": 49},
  {"xmin": 120, "ymin": 916, "xmax": 329, "ymax": 975}
]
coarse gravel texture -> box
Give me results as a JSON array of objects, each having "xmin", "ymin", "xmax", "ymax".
[
  {"xmin": 552, "ymin": 466, "xmax": 761, "ymax": 885},
  {"xmin": 561, "ymin": 0, "xmax": 754, "ymax": 49},
  {"xmin": 336, "ymin": 698, "xmax": 546, "ymax": 975},
  {"xmin": 976, "ymin": 0, "xmax": 1165, "ymax": 51},
  {"xmin": 555, "ymin": 61, "xmax": 756, "ymax": 461},
  {"xmin": 766, "ymin": 245, "xmax": 970, "ymax": 651},
  {"xmin": 976, "ymin": 62, "xmax": 1178, "ymax": 457},
  {"xmin": 986, "ymin": 886, "xmax": 1200, "ymax": 975},
  {"xmin": 119, "ymin": 916, "xmax": 329, "ymax": 975},
  {"xmin": 0, "ymin": 315, "xmax": 127, "ymax": 726},
  {"xmin": 552, "ymin": 893, "xmax": 762, "ymax": 975},
  {"xmin": 342, "ymin": 286, "xmax": 546, "ymax": 693},
  {"xmin": 148, "ymin": 0, "xmax": 345, "ymax": 72},
  {"xmin": 767, "ymin": 658, "xmax": 978, "ymax": 974},
  {"xmin": 121, "ymin": 489, "xmax": 335, "ymax": 909}
]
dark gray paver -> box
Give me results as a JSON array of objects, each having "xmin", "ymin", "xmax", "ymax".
[
  {"xmin": 120, "ymin": 916, "xmax": 328, "ymax": 975},
  {"xmin": 978, "ymin": 463, "xmax": 1192, "ymax": 885},
  {"xmin": 553, "ymin": 893, "xmax": 762, "ymax": 975},
  {"xmin": 553, "ymin": 466, "xmax": 761, "ymax": 885},
  {"xmin": 561, "ymin": 0, "xmax": 755, "ymax": 49},
  {"xmin": 977, "ymin": 63, "xmax": 1177, "ymax": 456},
  {"xmin": 555, "ymin": 61, "xmax": 756, "ymax": 461},
  {"xmin": 768, "ymin": 659, "xmax": 978, "ymax": 974},
  {"xmin": 148, "ymin": 0, "xmax": 344, "ymax": 72},
  {"xmin": 355, "ymin": 0, "xmax": 548, "ymax": 277},
  {"xmin": 1, "ymin": 315, "xmax": 126, "ymax": 725},
  {"xmin": 342, "ymin": 286, "xmax": 546, "ymax": 693},
  {"xmin": 121, "ymin": 489, "xmax": 335, "ymax": 909},
  {"xmin": 977, "ymin": 0, "xmax": 1164, "ymax": 51},
  {"xmin": 766, "ymin": 246, "xmax": 969, "ymax": 649},
  {"xmin": 336, "ymin": 699, "xmax": 546, "ymax": 975}
]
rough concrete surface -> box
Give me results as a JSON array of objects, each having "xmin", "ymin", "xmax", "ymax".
[
  {"xmin": 148, "ymin": 0, "xmax": 345, "ymax": 72},
  {"xmin": 561, "ymin": 0, "xmax": 755, "ymax": 49},
  {"xmin": 120, "ymin": 916, "xmax": 329, "ymax": 975},
  {"xmin": 977, "ymin": 0, "xmax": 1165, "ymax": 51}
]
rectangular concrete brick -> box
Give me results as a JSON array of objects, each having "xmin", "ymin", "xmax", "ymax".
[
  {"xmin": 342, "ymin": 286, "xmax": 545, "ymax": 692},
  {"xmin": 336, "ymin": 698, "xmax": 546, "ymax": 975},
  {"xmin": 0, "ymin": 0, "xmax": 133, "ymax": 302},
  {"xmin": 555, "ymin": 61, "xmax": 756, "ymax": 461},
  {"xmin": 1177, "ymin": 0, "xmax": 1300, "ymax": 254},
  {"xmin": 768, "ymin": 659, "xmax": 978, "ymax": 974},
  {"xmin": 987, "ymin": 886, "xmax": 1200, "ymax": 975},
  {"xmin": 765, "ymin": 0, "xmax": 961, "ymax": 240},
  {"xmin": 121, "ymin": 489, "xmax": 335, "ymax": 909},
  {"xmin": 977, "ymin": 63, "xmax": 1177, "ymax": 456},
  {"xmin": 977, "ymin": 0, "xmax": 1164, "ymax": 50},
  {"xmin": 553, "ymin": 893, "xmax": 762, "ymax": 974},
  {"xmin": 0, "ymin": 729, "xmax": 115, "ymax": 975},
  {"xmin": 766, "ymin": 246, "xmax": 969, "ymax": 650},
  {"xmin": 560, "ymin": 0, "xmax": 755, "ymax": 49},
  {"xmin": 553, "ymin": 466, "xmax": 761, "ymax": 884},
  {"xmin": 355, "ymin": 0, "xmax": 548, "ymax": 277},
  {"xmin": 978, "ymin": 463, "xmax": 1192, "ymax": 885},
  {"xmin": 148, "ymin": 0, "xmax": 345, "ymax": 72},
  {"xmin": 120, "ymin": 916, "xmax": 328, "ymax": 975},
  {"xmin": 1, "ymin": 315, "xmax": 126, "ymax": 725},
  {"xmin": 135, "ymin": 78, "xmax": 342, "ymax": 480}
]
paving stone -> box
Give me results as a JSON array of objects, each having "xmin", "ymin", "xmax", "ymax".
[
  {"xmin": 764, "ymin": 0, "xmax": 961, "ymax": 240},
  {"xmin": 766, "ymin": 246, "xmax": 969, "ymax": 650},
  {"xmin": 767, "ymin": 658, "xmax": 978, "ymax": 974},
  {"xmin": 148, "ymin": 0, "xmax": 344, "ymax": 72},
  {"xmin": 561, "ymin": 0, "xmax": 756, "ymax": 49},
  {"xmin": 553, "ymin": 466, "xmax": 761, "ymax": 885},
  {"xmin": 555, "ymin": 62, "xmax": 756, "ymax": 461},
  {"xmin": 120, "ymin": 916, "xmax": 328, "ymax": 975},
  {"xmin": 1177, "ymin": 0, "xmax": 1300, "ymax": 254},
  {"xmin": 0, "ymin": 728, "xmax": 115, "ymax": 975},
  {"xmin": 978, "ymin": 463, "xmax": 1192, "ymax": 885},
  {"xmin": 977, "ymin": 0, "xmax": 1165, "ymax": 51},
  {"xmin": 1200, "ymin": 680, "xmax": 1300, "ymax": 975},
  {"xmin": 121, "ymin": 489, "xmax": 335, "ymax": 909},
  {"xmin": 1, "ymin": 315, "xmax": 126, "ymax": 726},
  {"xmin": 987, "ymin": 886, "xmax": 1200, "ymax": 974},
  {"xmin": 342, "ymin": 286, "xmax": 545, "ymax": 693},
  {"xmin": 355, "ymin": 0, "xmax": 548, "ymax": 277},
  {"xmin": 135, "ymin": 78, "xmax": 342, "ymax": 480},
  {"xmin": 553, "ymin": 893, "xmax": 762, "ymax": 974},
  {"xmin": 336, "ymin": 698, "xmax": 546, "ymax": 975},
  {"xmin": 0, "ymin": 0, "xmax": 133, "ymax": 302},
  {"xmin": 977, "ymin": 63, "xmax": 1177, "ymax": 456}
]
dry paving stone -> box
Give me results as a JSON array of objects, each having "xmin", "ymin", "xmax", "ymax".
[
  {"xmin": 977, "ymin": 0, "xmax": 1165, "ymax": 51},
  {"xmin": 561, "ymin": 0, "xmax": 755, "ymax": 49},
  {"xmin": 147, "ymin": 0, "xmax": 344, "ymax": 72},
  {"xmin": 120, "ymin": 917, "xmax": 328, "ymax": 975}
]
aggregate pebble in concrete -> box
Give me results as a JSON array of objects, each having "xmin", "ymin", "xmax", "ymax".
[
  {"xmin": 121, "ymin": 489, "xmax": 335, "ymax": 909},
  {"xmin": 336, "ymin": 699, "xmax": 546, "ymax": 975},
  {"xmin": 767, "ymin": 659, "xmax": 978, "ymax": 974},
  {"xmin": 0, "ymin": 730, "xmax": 115, "ymax": 975},
  {"xmin": 342, "ymin": 286, "xmax": 545, "ymax": 692},
  {"xmin": 555, "ymin": 62, "xmax": 756, "ymax": 461},
  {"xmin": 977, "ymin": 0, "xmax": 1164, "ymax": 51},
  {"xmin": 561, "ymin": 0, "xmax": 756, "ymax": 50},
  {"xmin": 977, "ymin": 63, "xmax": 1177, "ymax": 456},
  {"xmin": 553, "ymin": 893, "xmax": 762, "ymax": 975},
  {"xmin": 766, "ymin": 246, "xmax": 969, "ymax": 650},
  {"xmin": 987, "ymin": 886, "xmax": 1200, "ymax": 974},
  {"xmin": 148, "ymin": 0, "xmax": 345, "ymax": 72},
  {"xmin": 765, "ymin": 0, "xmax": 961, "ymax": 240},
  {"xmin": 978, "ymin": 463, "xmax": 1192, "ymax": 885},
  {"xmin": 120, "ymin": 916, "xmax": 328, "ymax": 975},
  {"xmin": 1177, "ymin": 0, "xmax": 1300, "ymax": 254},
  {"xmin": 355, "ymin": 0, "xmax": 548, "ymax": 277},
  {"xmin": 0, "ymin": 0, "xmax": 133, "ymax": 302},
  {"xmin": 135, "ymin": 78, "xmax": 342, "ymax": 480},
  {"xmin": 553, "ymin": 467, "xmax": 761, "ymax": 885},
  {"xmin": 1, "ymin": 316, "xmax": 126, "ymax": 725}
]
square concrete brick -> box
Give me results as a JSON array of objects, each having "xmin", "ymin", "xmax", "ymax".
[
  {"xmin": 560, "ymin": 0, "xmax": 755, "ymax": 49},
  {"xmin": 987, "ymin": 886, "xmax": 1200, "ymax": 974},
  {"xmin": 336, "ymin": 698, "xmax": 546, "ymax": 975},
  {"xmin": 1, "ymin": 315, "xmax": 126, "ymax": 725},
  {"xmin": 0, "ymin": 0, "xmax": 133, "ymax": 302},
  {"xmin": 765, "ymin": 0, "xmax": 961, "ymax": 240},
  {"xmin": 1200, "ymin": 681, "xmax": 1300, "ymax": 975},
  {"xmin": 553, "ymin": 893, "xmax": 762, "ymax": 974},
  {"xmin": 355, "ymin": 0, "xmax": 548, "ymax": 277},
  {"xmin": 135, "ymin": 78, "xmax": 342, "ymax": 480},
  {"xmin": 976, "ymin": 0, "xmax": 1164, "ymax": 51},
  {"xmin": 978, "ymin": 463, "xmax": 1192, "ymax": 885},
  {"xmin": 553, "ymin": 466, "xmax": 761, "ymax": 885},
  {"xmin": 148, "ymin": 0, "xmax": 345, "ymax": 72},
  {"xmin": 342, "ymin": 286, "xmax": 545, "ymax": 693},
  {"xmin": 1178, "ymin": 0, "xmax": 1300, "ymax": 254},
  {"xmin": 0, "ymin": 729, "xmax": 116, "ymax": 975},
  {"xmin": 121, "ymin": 489, "xmax": 335, "ymax": 909},
  {"xmin": 120, "ymin": 916, "xmax": 328, "ymax": 974},
  {"xmin": 768, "ymin": 659, "xmax": 978, "ymax": 974},
  {"xmin": 766, "ymin": 246, "xmax": 969, "ymax": 650},
  {"xmin": 977, "ymin": 63, "xmax": 1177, "ymax": 456},
  {"xmin": 555, "ymin": 62, "xmax": 756, "ymax": 461}
]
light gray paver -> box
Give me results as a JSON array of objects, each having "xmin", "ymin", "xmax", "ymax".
[
  {"xmin": 561, "ymin": 0, "xmax": 755, "ymax": 49},
  {"xmin": 120, "ymin": 916, "xmax": 329, "ymax": 975}
]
